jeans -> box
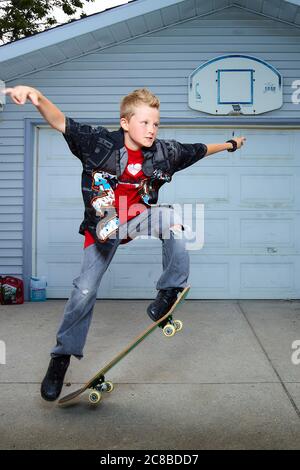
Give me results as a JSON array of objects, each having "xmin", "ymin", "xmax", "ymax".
[{"xmin": 51, "ymin": 205, "xmax": 190, "ymax": 358}]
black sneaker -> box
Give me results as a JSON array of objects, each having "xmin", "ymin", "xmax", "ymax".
[
  {"xmin": 147, "ymin": 288, "xmax": 183, "ymax": 322},
  {"xmin": 40, "ymin": 355, "xmax": 70, "ymax": 402}
]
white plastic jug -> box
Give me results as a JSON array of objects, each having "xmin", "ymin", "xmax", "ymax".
[{"xmin": 30, "ymin": 276, "xmax": 47, "ymax": 302}]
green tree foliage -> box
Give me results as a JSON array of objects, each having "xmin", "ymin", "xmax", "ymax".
[{"xmin": 0, "ymin": 0, "xmax": 95, "ymax": 44}]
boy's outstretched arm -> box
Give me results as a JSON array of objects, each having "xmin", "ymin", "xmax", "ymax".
[
  {"xmin": 205, "ymin": 136, "xmax": 246, "ymax": 156},
  {"xmin": 3, "ymin": 85, "xmax": 65, "ymax": 133}
]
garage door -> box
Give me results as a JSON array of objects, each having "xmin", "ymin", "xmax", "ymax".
[{"xmin": 35, "ymin": 126, "xmax": 300, "ymax": 299}]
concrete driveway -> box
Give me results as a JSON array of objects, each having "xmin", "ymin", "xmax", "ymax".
[{"xmin": 0, "ymin": 298, "xmax": 300, "ymax": 450}]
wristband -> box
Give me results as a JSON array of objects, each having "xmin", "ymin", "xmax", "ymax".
[{"xmin": 226, "ymin": 139, "xmax": 237, "ymax": 152}]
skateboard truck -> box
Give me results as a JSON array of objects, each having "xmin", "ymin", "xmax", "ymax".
[
  {"xmin": 89, "ymin": 375, "xmax": 114, "ymax": 404},
  {"xmin": 158, "ymin": 315, "xmax": 183, "ymax": 337}
]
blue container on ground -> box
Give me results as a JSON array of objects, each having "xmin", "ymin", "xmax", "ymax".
[{"xmin": 30, "ymin": 276, "xmax": 47, "ymax": 301}]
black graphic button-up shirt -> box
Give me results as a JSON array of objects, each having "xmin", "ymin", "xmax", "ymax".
[{"xmin": 63, "ymin": 117, "xmax": 207, "ymax": 247}]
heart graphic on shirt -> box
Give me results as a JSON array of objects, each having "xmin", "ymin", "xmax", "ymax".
[{"xmin": 127, "ymin": 163, "xmax": 142, "ymax": 176}]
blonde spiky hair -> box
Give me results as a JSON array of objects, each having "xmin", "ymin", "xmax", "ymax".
[{"xmin": 120, "ymin": 88, "xmax": 160, "ymax": 120}]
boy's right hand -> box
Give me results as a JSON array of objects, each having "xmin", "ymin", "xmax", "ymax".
[
  {"xmin": 3, "ymin": 85, "xmax": 65, "ymax": 132},
  {"xmin": 3, "ymin": 86, "xmax": 41, "ymax": 106}
]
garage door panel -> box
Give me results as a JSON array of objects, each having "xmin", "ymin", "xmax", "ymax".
[
  {"xmin": 38, "ymin": 167, "xmax": 82, "ymax": 208},
  {"xmin": 241, "ymin": 262, "xmax": 293, "ymax": 290},
  {"xmin": 203, "ymin": 211, "xmax": 299, "ymax": 254},
  {"xmin": 190, "ymin": 261, "xmax": 230, "ymax": 290},
  {"xmin": 47, "ymin": 215, "xmax": 83, "ymax": 247},
  {"xmin": 241, "ymin": 129, "xmax": 300, "ymax": 163},
  {"xmin": 176, "ymin": 167, "xmax": 299, "ymax": 209},
  {"xmin": 110, "ymin": 262, "xmax": 162, "ymax": 298},
  {"xmin": 239, "ymin": 258, "xmax": 300, "ymax": 299},
  {"xmin": 36, "ymin": 210, "xmax": 83, "ymax": 259},
  {"xmin": 38, "ymin": 128, "xmax": 80, "ymax": 166},
  {"xmin": 45, "ymin": 260, "xmax": 111, "ymax": 299},
  {"xmin": 176, "ymin": 173, "xmax": 229, "ymax": 203},
  {"xmin": 203, "ymin": 215, "xmax": 230, "ymax": 249},
  {"xmin": 188, "ymin": 256, "xmax": 299, "ymax": 299},
  {"xmin": 240, "ymin": 213, "xmax": 299, "ymax": 251},
  {"xmin": 240, "ymin": 173, "xmax": 295, "ymax": 207}
]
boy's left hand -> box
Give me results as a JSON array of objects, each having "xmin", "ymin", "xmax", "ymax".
[{"xmin": 233, "ymin": 136, "xmax": 246, "ymax": 149}]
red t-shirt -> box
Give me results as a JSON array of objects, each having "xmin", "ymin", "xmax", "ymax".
[{"xmin": 84, "ymin": 146, "xmax": 149, "ymax": 248}]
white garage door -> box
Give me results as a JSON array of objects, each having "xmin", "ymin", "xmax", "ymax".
[{"xmin": 35, "ymin": 126, "xmax": 300, "ymax": 299}]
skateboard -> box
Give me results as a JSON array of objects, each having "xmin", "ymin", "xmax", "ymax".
[{"xmin": 58, "ymin": 285, "xmax": 190, "ymax": 406}]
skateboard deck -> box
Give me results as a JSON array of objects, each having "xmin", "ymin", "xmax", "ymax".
[{"xmin": 58, "ymin": 286, "xmax": 190, "ymax": 406}]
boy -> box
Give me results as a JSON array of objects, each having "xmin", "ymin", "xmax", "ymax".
[{"xmin": 4, "ymin": 86, "xmax": 246, "ymax": 401}]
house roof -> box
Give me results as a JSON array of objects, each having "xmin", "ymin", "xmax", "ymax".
[{"xmin": 1, "ymin": 0, "xmax": 300, "ymax": 82}]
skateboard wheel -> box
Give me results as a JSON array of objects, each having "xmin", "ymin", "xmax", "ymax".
[
  {"xmin": 89, "ymin": 390, "xmax": 102, "ymax": 404},
  {"xmin": 163, "ymin": 323, "xmax": 176, "ymax": 337},
  {"xmin": 103, "ymin": 381, "xmax": 114, "ymax": 393},
  {"xmin": 174, "ymin": 319, "xmax": 183, "ymax": 332}
]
